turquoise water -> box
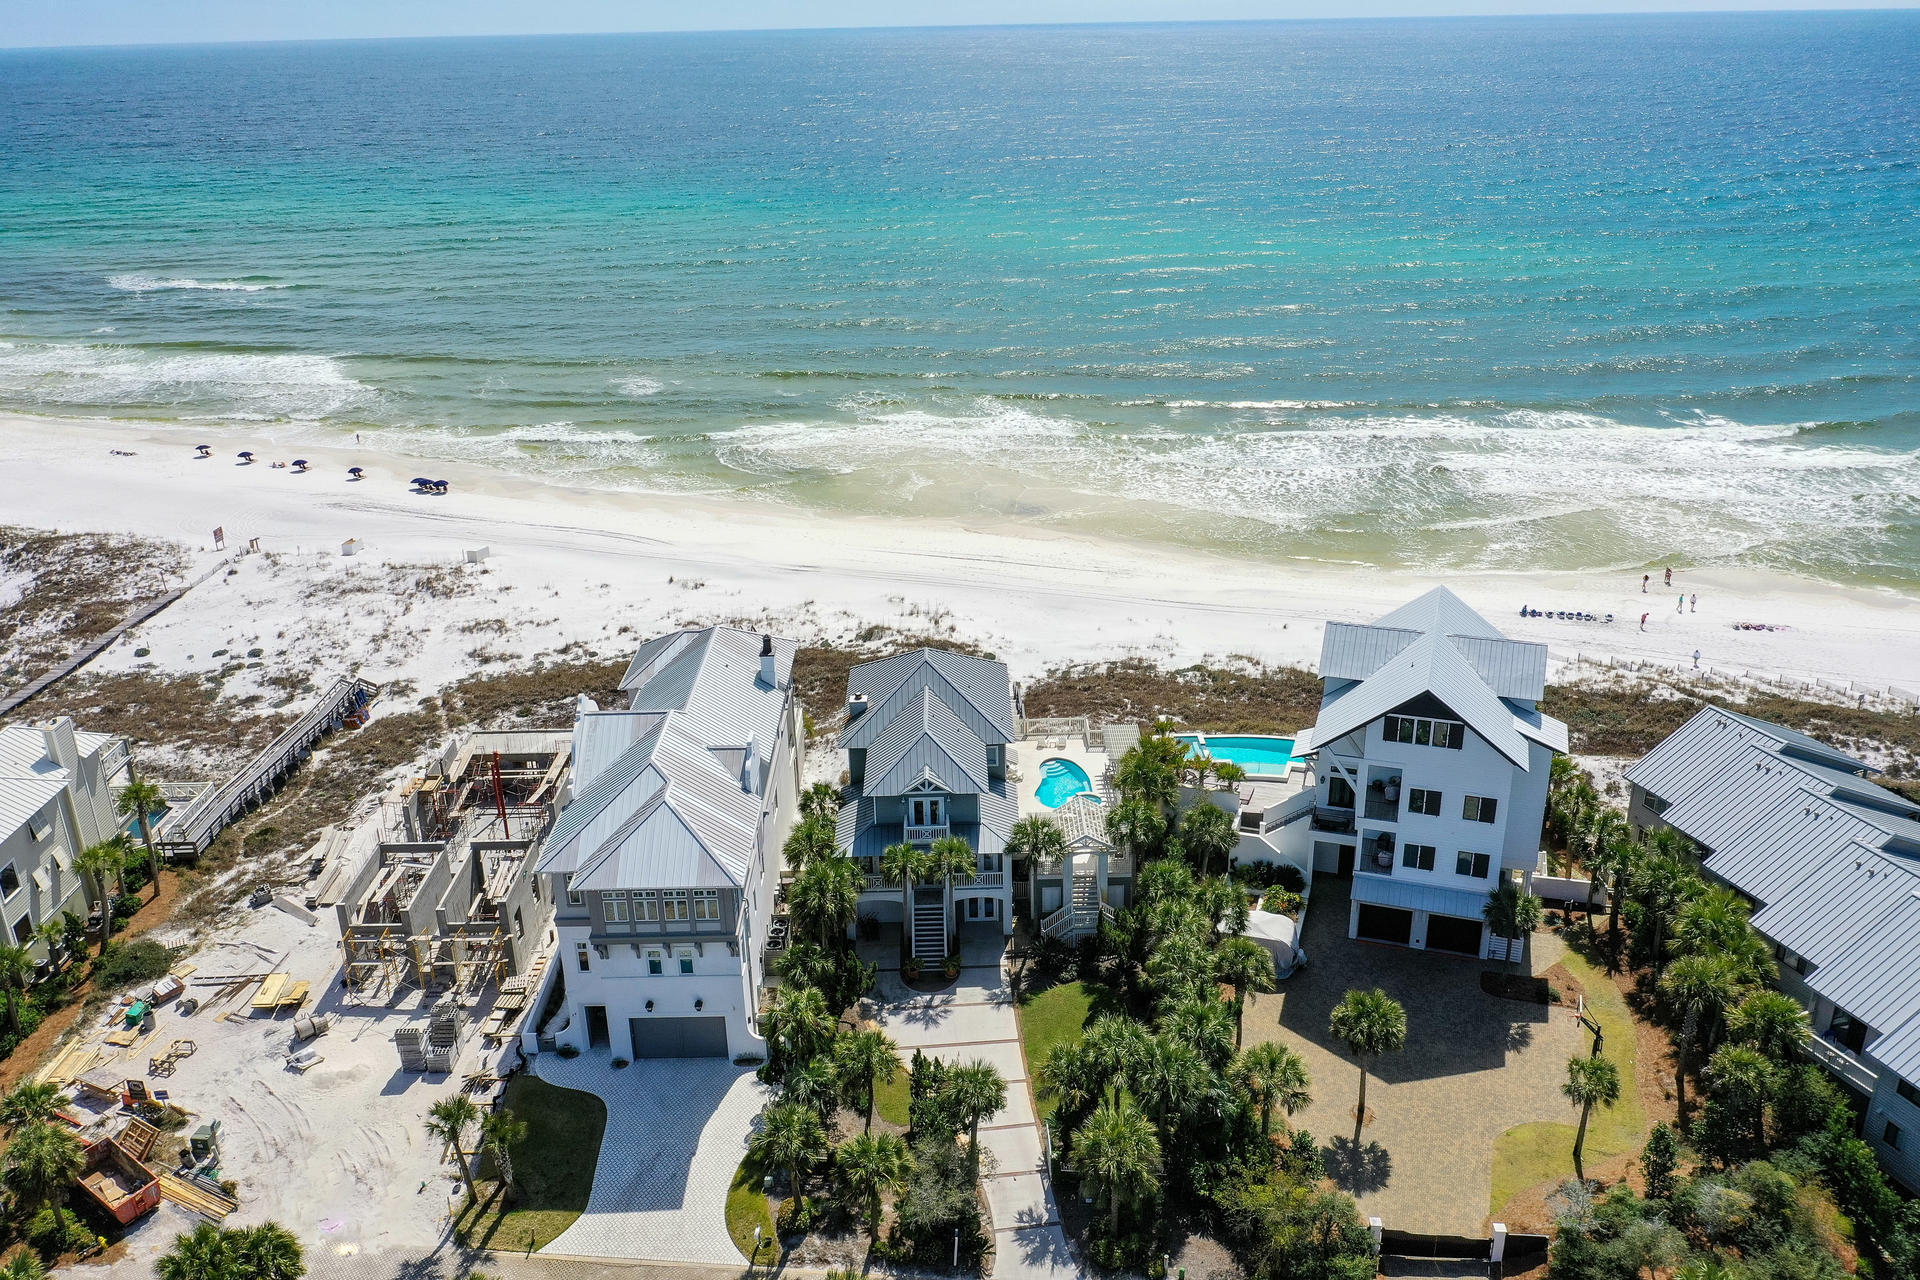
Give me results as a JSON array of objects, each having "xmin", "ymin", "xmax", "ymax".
[
  {"xmin": 1035, "ymin": 758, "xmax": 1097, "ymax": 809},
  {"xmin": 2, "ymin": 16, "xmax": 1918, "ymax": 583},
  {"xmin": 1179, "ymin": 734, "xmax": 1300, "ymax": 777}
]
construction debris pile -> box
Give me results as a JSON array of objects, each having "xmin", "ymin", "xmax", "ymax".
[{"xmin": 393, "ymin": 994, "xmax": 466, "ymax": 1074}]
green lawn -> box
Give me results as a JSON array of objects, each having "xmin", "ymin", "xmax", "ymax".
[
  {"xmin": 727, "ymin": 1150, "xmax": 779, "ymax": 1265},
  {"xmin": 1489, "ymin": 945, "xmax": 1649, "ymax": 1215},
  {"xmin": 1016, "ymin": 981, "xmax": 1099, "ymax": 1121},
  {"xmin": 874, "ymin": 1063, "xmax": 912, "ymax": 1128},
  {"xmin": 456, "ymin": 1074, "xmax": 607, "ymax": 1252}
]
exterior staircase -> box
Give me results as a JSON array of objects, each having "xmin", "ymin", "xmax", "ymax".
[
  {"xmin": 911, "ymin": 894, "xmax": 948, "ymax": 960},
  {"xmin": 1041, "ymin": 876, "xmax": 1113, "ymax": 940}
]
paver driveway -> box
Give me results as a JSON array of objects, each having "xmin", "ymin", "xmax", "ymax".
[
  {"xmin": 1242, "ymin": 875, "xmax": 1587, "ymax": 1234},
  {"xmin": 532, "ymin": 1054, "xmax": 769, "ymax": 1264},
  {"xmin": 861, "ymin": 926, "xmax": 1080, "ymax": 1280}
]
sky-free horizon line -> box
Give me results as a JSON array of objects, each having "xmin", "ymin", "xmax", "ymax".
[{"xmin": 3, "ymin": 1, "xmax": 1917, "ymax": 53}]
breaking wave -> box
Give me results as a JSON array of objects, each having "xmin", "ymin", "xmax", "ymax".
[
  {"xmin": 0, "ymin": 341, "xmax": 373, "ymax": 421},
  {"xmin": 107, "ymin": 274, "xmax": 292, "ymax": 293}
]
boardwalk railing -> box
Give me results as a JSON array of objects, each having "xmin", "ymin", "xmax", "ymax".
[{"xmin": 158, "ymin": 675, "xmax": 378, "ymax": 862}]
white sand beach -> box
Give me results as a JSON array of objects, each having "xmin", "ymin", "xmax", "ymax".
[{"xmin": 6, "ymin": 411, "xmax": 1920, "ymax": 701}]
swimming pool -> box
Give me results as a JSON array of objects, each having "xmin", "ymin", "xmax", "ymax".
[
  {"xmin": 1176, "ymin": 733, "xmax": 1299, "ymax": 778},
  {"xmin": 1035, "ymin": 758, "xmax": 1100, "ymax": 808}
]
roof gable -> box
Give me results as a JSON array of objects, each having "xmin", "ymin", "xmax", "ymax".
[
  {"xmin": 865, "ymin": 689, "xmax": 990, "ymax": 797},
  {"xmin": 844, "ymin": 649, "xmax": 1015, "ymax": 747}
]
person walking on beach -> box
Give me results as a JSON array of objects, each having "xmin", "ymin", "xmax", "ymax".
[
  {"xmin": 1642, "ymin": 574, "xmax": 1650, "ymax": 593},
  {"xmin": 1693, "ymin": 649, "xmax": 1702, "ymax": 668},
  {"xmin": 1640, "ymin": 612, "xmax": 1649, "ymax": 631},
  {"xmin": 1678, "ymin": 593, "xmax": 1685, "ymax": 613},
  {"xmin": 1664, "ymin": 568, "xmax": 1673, "ymax": 587},
  {"xmin": 1690, "ymin": 593, "xmax": 1697, "ymax": 613}
]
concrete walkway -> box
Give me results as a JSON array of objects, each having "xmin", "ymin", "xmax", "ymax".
[
  {"xmin": 861, "ymin": 927, "xmax": 1079, "ymax": 1280},
  {"xmin": 531, "ymin": 1053, "xmax": 771, "ymax": 1264}
]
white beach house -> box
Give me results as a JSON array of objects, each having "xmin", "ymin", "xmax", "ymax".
[
  {"xmin": 535, "ymin": 627, "xmax": 803, "ymax": 1060},
  {"xmin": 1626, "ymin": 705, "xmax": 1920, "ymax": 1193},
  {"xmin": 1295, "ymin": 588, "xmax": 1567, "ymax": 960},
  {"xmin": 0, "ymin": 717, "xmax": 130, "ymax": 961}
]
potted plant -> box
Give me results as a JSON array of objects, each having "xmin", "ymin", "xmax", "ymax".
[
  {"xmin": 942, "ymin": 952, "xmax": 961, "ymax": 981},
  {"xmin": 902, "ymin": 956, "xmax": 922, "ymax": 982}
]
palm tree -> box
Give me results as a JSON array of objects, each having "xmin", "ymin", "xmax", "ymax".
[
  {"xmin": 1659, "ymin": 953, "xmax": 1746, "ymax": 1122},
  {"xmin": 1131, "ymin": 1037, "xmax": 1208, "ymax": 1139},
  {"xmin": 750, "ymin": 1101, "xmax": 827, "ymax": 1203},
  {"xmin": 1161, "ymin": 995, "xmax": 1237, "ymax": 1073},
  {"xmin": 0, "ymin": 1252, "xmax": 47, "ymax": 1280},
  {"xmin": 233, "ymin": 1222, "xmax": 305, "ymax": 1280},
  {"xmin": 156, "ymin": 1222, "xmax": 237, "ymax": 1280},
  {"xmin": 762, "ymin": 983, "xmax": 835, "ymax": 1080},
  {"xmin": 480, "ymin": 1110, "xmax": 528, "ymax": 1199},
  {"xmin": 782, "ymin": 814, "xmax": 840, "ymax": 874},
  {"xmin": 1328, "ymin": 988, "xmax": 1407, "ymax": 1144},
  {"xmin": 2, "ymin": 1122, "xmax": 84, "ymax": 1243},
  {"xmin": 1114, "ymin": 742, "xmax": 1182, "ymax": 819},
  {"xmin": 1704, "ymin": 1044, "xmax": 1774, "ymax": 1159},
  {"xmin": 800, "ymin": 781, "xmax": 841, "ymax": 823},
  {"xmin": 76, "ymin": 838, "xmax": 126, "ymax": 955},
  {"xmin": 117, "ymin": 777, "xmax": 168, "ymax": 900},
  {"xmin": 785, "ymin": 1056, "xmax": 842, "ymax": 1119},
  {"xmin": 1005, "ymin": 814, "xmax": 1067, "ymax": 873},
  {"xmin": 0, "ymin": 945, "xmax": 31, "ymax": 1037},
  {"xmin": 1726, "ymin": 989, "xmax": 1811, "ymax": 1061},
  {"xmin": 1037, "ymin": 1041, "xmax": 1103, "ymax": 1136},
  {"xmin": 1563, "ymin": 1054, "xmax": 1622, "ymax": 1181},
  {"xmin": 1481, "ymin": 883, "xmax": 1542, "ymax": 972},
  {"xmin": 1084, "ymin": 1016, "xmax": 1153, "ymax": 1107},
  {"xmin": 424, "ymin": 1095, "xmax": 481, "ymax": 1202},
  {"xmin": 1106, "ymin": 796, "xmax": 1167, "ymax": 862},
  {"xmin": 1179, "ymin": 803, "xmax": 1236, "ymax": 878},
  {"xmin": 1214, "ymin": 936, "xmax": 1277, "ymax": 1047},
  {"xmin": 835, "ymin": 1029, "xmax": 901, "ymax": 1131},
  {"xmin": 0, "ymin": 1082, "xmax": 65, "ymax": 1130},
  {"xmin": 1235, "ymin": 1042, "xmax": 1310, "ymax": 1136},
  {"xmin": 789, "ymin": 855, "xmax": 862, "ymax": 949},
  {"xmin": 1597, "ymin": 834, "xmax": 1641, "ymax": 973},
  {"xmin": 946, "ymin": 1061, "xmax": 1007, "ymax": 1175},
  {"xmin": 833, "ymin": 1131, "xmax": 911, "ymax": 1241},
  {"xmin": 879, "ymin": 841, "xmax": 928, "ymax": 950},
  {"xmin": 1144, "ymin": 934, "xmax": 1216, "ymax": 1007},
  {"xmin": 1073, "ymin": 1100, "xmax": 1162, "ymax": 1235}
]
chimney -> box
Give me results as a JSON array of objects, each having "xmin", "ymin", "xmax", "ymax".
[
  {"xmin": 759, "ymin": 634, "xmax": 776, "ymax": 688},
  {"xmin": 847, "ymin": 692, "xmax": 869, "ymax": 721},
  {"xmin": 575, "ymin": 693, "xmax": 599, "ymax": 717},
  {"xmin": 39, "ymin": 717, "xmax": 79, "ymax": 771}
]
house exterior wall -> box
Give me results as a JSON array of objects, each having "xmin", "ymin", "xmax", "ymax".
[
  {"xmin": 1866, "ymin": 1072, "xmax": 1920, "ymax": 1194},
  {"xmin": 0, "ymin": 726, "xmax": 130, "ymax": 959}
]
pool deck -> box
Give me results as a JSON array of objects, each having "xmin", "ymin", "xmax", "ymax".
[{"xmin": 1013, "ymin": 728, "xmax": 1115, "ymax": 814}]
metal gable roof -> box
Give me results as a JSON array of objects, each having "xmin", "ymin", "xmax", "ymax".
[
  {"xmin": 1867, "ymin": 1012, "xmax": 1920, "ymax": 1085},
  {"xmin": 1371, "ymin": 586, "xmax": 1507, "ymax": 641},
  {"xmin": 1350, "ymin": 872, "xmax": 1492, "ymax": 918},
  {"xmin": 1051, "ymin": 794, "xmax": 1112, "ymax": 848},
  {"xmin": 0, "ymin": 774, "xmax": 65, "ymax": 844},
  {"xmin": 844, "ymin": 649, "xmax": 1016, "ymax": 747},
  {"xmin": 1719, "ymin": 708, "xmax": 1865, "ymax": 772},
  {"xmin": 572, "ymin": 711, "xmax": 670, "ymax": 791},
  {"xmin": 619, "ymin": 626, "xmax": 795, "ymax": 784},
  {"xmin": 864, "ymin": 690, "xmax": 990, "ymax": 798},
  {"xmin": 1805, "ymin": 897, "xmax": 1920, "ymax": 1035},
  {"xmin": 1308, "ymin": 631, "xmax": 1541, "ymax": 770},
  {"xmin": 1319, "ymin": 621, "xmax": 1547, "ymax": 702},
  {"xmin": 1749, "ymin": 847, "xmax": 1919, "ymax": 967}
]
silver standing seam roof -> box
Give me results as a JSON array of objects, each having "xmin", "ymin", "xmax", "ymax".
[
  {"xmin": 0, "ymin": 724, "xmax": 119, "ymax": 841},
  {"xmin": 864, "ymin": 689, "xmax": 991, "ymax": 797},
  {"xmin": 843, "ymin": 649, "xmax": 1016, "ymax": 748}
]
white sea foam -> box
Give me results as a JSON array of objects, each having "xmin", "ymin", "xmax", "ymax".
[
  {"xmin": 0, "ymin": 341, "xmax": 373, "ymax": 421},
  {"xmin": 107, "ymin": 274, "xmax": 290, "ymax": 293},
  {"xmin": 611, "ymin": 376, "xmax": 664, "ymax": 398}
]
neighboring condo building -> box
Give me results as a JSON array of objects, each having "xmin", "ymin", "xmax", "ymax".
[
  {"xmin": 1295, "ymin": 588, "xmax": 1567, "ymax": 960},
  {"xmin": 1626, "ymin": 705, "xmax": 1920, "ymax": 1193},
  {"xmin": 0, "ymin": 717, "xmax": 130, "ymax": 960},
  {"xmin": 535, "ymin": 627, "xmax": 803, "ymax": 1060},
  {"xmin": 836, "ymin": 648, "xmax": 1020, "ymax": 959}
]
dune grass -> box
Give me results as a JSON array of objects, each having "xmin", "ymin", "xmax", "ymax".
[{"xmin": 1489, "ymin": 945, "xmax": 1647, "ymax": 1217}]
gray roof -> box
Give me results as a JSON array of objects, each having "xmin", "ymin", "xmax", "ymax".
[
  {"xmin": 0, "ymin": 723, "xmax": 119, "ymax": 842},
  {"xmin": 1371, "ymin": 586, "xmax": 1508, "ymax": 641},
  {"xmin": 864, "ymin": 690, "xmax": 990, "ymax": 798},
  {"xmin": 1867, "ymin": 1012, "xmax": 1920, "ymax": 1085},
  {"xmin": 1805, "ymin": 900, "xmax": 1920, "ymax": 1040},
  {"xmin": 619, "ymin": 627, "xmax": 796, "ymax": 786},
  {"xmin": 1050, "ymin": 794, "xmax": 1113, "ymax": 850},
  {"xmin": 1319, "ymin": 620, "xmax": 1549, "ymax": 702},
  {"xmin": 1350, "ymin": 871, "xmax": 1492, "ymax": 918},
  {"xmin": 1748, "ymin": 847, "xmax": 1915, "ymax": 968},
  {"xmin": 1308, "ymin": 630, "xmax": 1565, "ymax": 770},
  {"xmin": 843, "ymin": 649, "xmax": 1015, "ymax": 748}
]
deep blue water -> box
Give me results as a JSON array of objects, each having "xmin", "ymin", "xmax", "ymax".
[{"xmin": 2, "ymin": 16, "xmax": 1917, "ymax": 581}]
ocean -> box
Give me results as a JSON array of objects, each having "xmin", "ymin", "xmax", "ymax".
[{"xmin": 2, "ymin": 15, "xmax": 1917, "ymax": 584}]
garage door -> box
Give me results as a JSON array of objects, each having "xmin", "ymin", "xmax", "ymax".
[
  {"xmin": 629, "ymin": 1016, "xmax": 729, "ymax": 1059},
  {"xmin": 1426, "ymin": 913, "xmax": 1484, "ymax": 956},
  {"xmin": 1355, "ymin": 904, "xmax": 1412, "ymax": 946}
]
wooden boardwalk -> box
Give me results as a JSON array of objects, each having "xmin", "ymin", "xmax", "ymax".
[
  {"xmin": 158, "ymin": 674, "xmax": 378, "ymax": 862},
  {"xmin": 0, "ymin": 556, "xmax": 232, "ymax": 718}
]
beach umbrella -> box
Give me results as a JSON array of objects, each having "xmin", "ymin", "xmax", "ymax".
[
  {"xmin": 348, "ymin": 466, "xmax": 364, "ymax": 477},
  {"xmin": 432, "ymin": 480, "xmax": 450, "ymax": 491},
  {"xmin": 238, "ymin": 450, "xmax": 254, "ymax": 459},
  {"xmin": 409, "ymin": 476, "xmax": 431, "ymax": 487},
  {"xmin": 292, "ymin": 459, "xmax": 308, "ymax": 466}
]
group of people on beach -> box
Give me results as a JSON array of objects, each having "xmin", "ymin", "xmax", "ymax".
[{"xmin": 1640, "ymin": 566, "xmax": 1697, "ymax": 628}]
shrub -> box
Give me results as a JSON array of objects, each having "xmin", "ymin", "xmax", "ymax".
[
  {"xmin": 1259, "ymin": 888, "xmax": 1303, "ymax": 916},
  {"xmin": 28, "ymin": 1207, "xmax": 95, "ymax": 1257},
  {"xmin": 555, "ymin": 1044, "xmax": 580, "ymax": 1059},
  {"xmin": 91, "ymin": 938, "xmax": 174, "ymax": 990},
  {"xmin": 1230, "ymin": 861, "xmax": 1305, "ymax": 893}
]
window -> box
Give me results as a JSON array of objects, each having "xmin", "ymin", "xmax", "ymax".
[
  {"xmin": 27, "ymin": 815, "xmax": 51, "ymax": 842},
  {"xmin": 565, "ymin": 876, "xmax": 583, "ymax": 908},
  {"xmin": 910, "ymin": 796, "xmax": 944, "ymax": 827},
  {"xmin": 1401, "ymin": 843, "xmax": 1437, "ymax": 871},
  {"xmin": 1898, "ymin": 1078, "xmax": 1920, "ymax": 1107},
  {"xmin": 693, "ymin": 890, "xmax": 721, "ymax": 922},
  {"xmin": 1327, "ymin": 777, "xmax": 1356, "ymax": 809},
  {"xmin": 634, "ymin": 890, "xmax": 659, "ymax": 922},
  {"xmin": 513, "ymin": 907, "xmax": 524, "ymax": 938},
  {"xmin": 647, "ymin": 950, "xmax": 663, "ymax": 975},
  {"xmin": 1406, "ymin": 788, "xmax": 1442, "ymax": 817},
  {"xmin": 1463, "ymin": 795, "xmax": 1499, "ymax": 824},
  {"xmin": 1884, "ymin": 1121, "xmax": 1904, "ymax": 1151},
  {"xmin": 1456, "ymin": 851, "xmax": 1492, "ymax": 879},
  {"xmin": 1774, "ymin": 942, "xmax": 1810, "ymax": 975},
  {"xmin": 0, "ymin": 865, "xmax": 18, "ymax": 900},
  {"xmin": 679, "ymin": 952, "xmax": 695, "ymax": 975},
  {"xmin": 663, "ymin": 890, "xmax": 689, "ymax": 922},
  {"xmin": 603, "ymin": 892, "xmax": 628, "ymax": 924},
  {"xmin": 575, "ymin": 942, "xmax": 590, "ymax": 972},
  {"xmin": 987, "ymin": 745, "xmax": 1001, "ymax": 766},
  {"xmin": 11, "ymin": 917, "xmax": 30, "ymax": 945},
  {"xmin": 1383, "ymin": 715, "xmax": 1465, "ymax": 750}
]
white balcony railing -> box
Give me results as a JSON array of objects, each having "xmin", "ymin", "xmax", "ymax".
[
  {"xmin": 861, "ymin": 874, "xmax": 891, "ymax": 895},
  {"xmin": 1805, "ymin": 1035, "xmax": 1879, "ymax": 1095},
  {"xmin": 904, "ymin": 824, "xmax": 949, "ymax": 843},
  {"xmin": 963, "ymin": 871, "xmax": 1006, "ymax": 889}
]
